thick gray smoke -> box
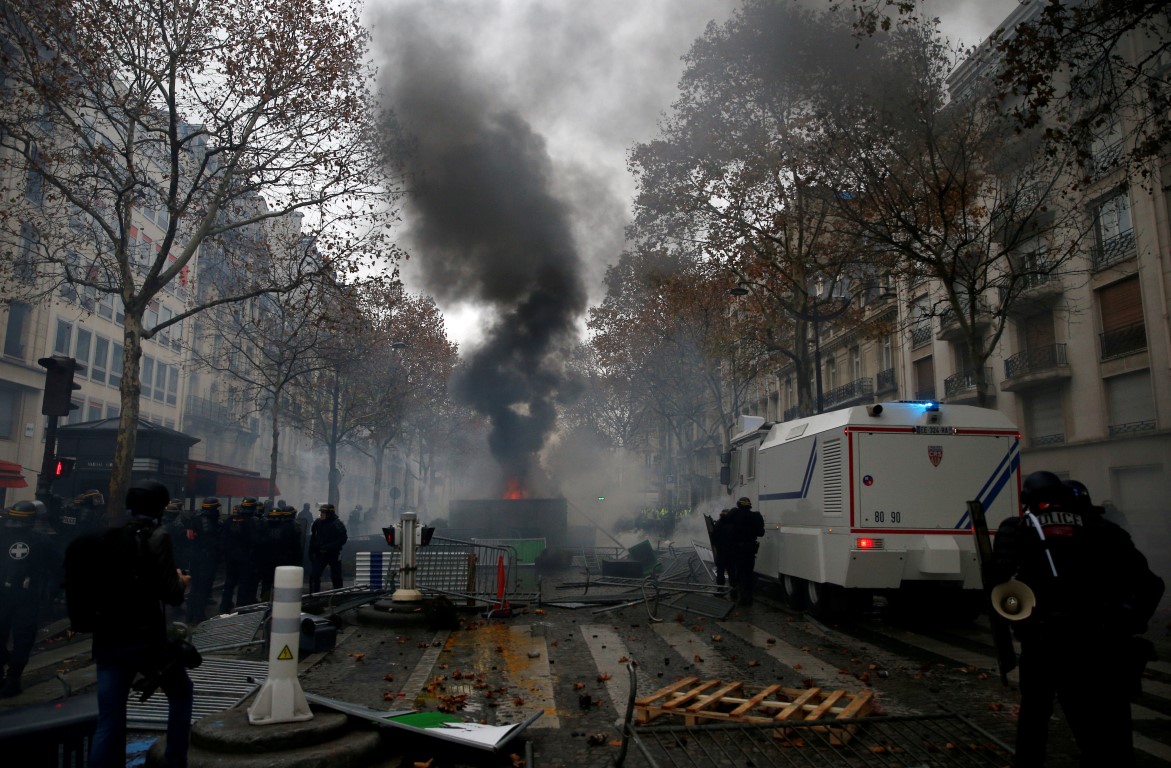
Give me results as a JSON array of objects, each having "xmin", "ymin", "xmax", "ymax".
[{"xmin": 376, "ymin": 3, "xmax": 589, "ymax": 493}]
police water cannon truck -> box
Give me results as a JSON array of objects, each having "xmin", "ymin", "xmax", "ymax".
[{"xmin": 725, "ymin": 401, "xmax": 1020, "ymax": 617}]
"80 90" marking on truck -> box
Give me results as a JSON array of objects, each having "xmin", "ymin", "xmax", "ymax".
[{"xmin": 869, "ymin": 510, "xmax": 902, "ymax": 524}]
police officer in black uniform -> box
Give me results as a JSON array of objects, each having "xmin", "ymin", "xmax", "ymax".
[
  {"xmin": 309, "ymin": 503, "xmax": 347, "ymax": 593},
  {"xmin": 0, "ymin": 500, "xmax": 56, "ymax": 697},
  {"xmin": 219, "ymin": 497, "xmax": 261, "ymax": 613},
  {"xmin": 992, "ymin": 471, "xmax": 1163, "ymax": 767},
  {"xmin": 185, "ymin": 497, "xmax": 222, "ymax": 625},
  {"xmin": 52, "ymin": 489, "xmax": 107, "ymax": 543},
  {"xmin": 257, "ymin": 504, "xmax": 304, "ymax": 601},
  {"xmin": 710, "ymin": 506, "xmax": 737, "ymax": 590},
  {"xmin": 725, "ymin": 497, "xmax": 765, "ymax": 606}
]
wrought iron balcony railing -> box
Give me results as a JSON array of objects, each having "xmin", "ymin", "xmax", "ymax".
[
  {"xmin": 876, "ymin": 367, "xmax": 896, "ymax": 392},
  {"xmin": 1093, "ymin": 230, "xmax": 1136, "ymax": 271},
  {"xmin": 944, "ymin": 367, "xmax": 993, "ymax": 399},
  {"xmin": 910, "ymin": 325, "xmax": 932, "ymax": 349},
  {"xmin": 1004, "ymin": 343, "xmax": 1068, "ymax": 379},
  {"xmin": 823, "ymin": 377, "xmax": 874, "ymax": 409},
  {"xmin": 1099, "ymin": 322, "xmax": 1146, "ymax": 360}
]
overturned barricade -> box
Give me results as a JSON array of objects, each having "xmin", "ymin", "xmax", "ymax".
[{"xmin": 549, "ymin": 542, "xmax": 733, "ymax": 620}]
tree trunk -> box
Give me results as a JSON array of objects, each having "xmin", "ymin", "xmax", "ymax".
[
  {"xmin": 328, "ymin": 368, "xmax": 341, "ymax": 507},
  {"xmin": 372, "ymin": 440, "xmax": 386, "ymax": 524},
  {"xmin": 108, "ymin": 313, "xmax": 145, "ymax": 523},
  {"xmin": 268, "ymin": 390, "xmax": 282, "ymax": 503}
]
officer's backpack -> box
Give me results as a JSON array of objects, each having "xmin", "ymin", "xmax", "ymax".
[{"xmin": 63, "ymin": 525, "xmax": 151, "ymax": 633}]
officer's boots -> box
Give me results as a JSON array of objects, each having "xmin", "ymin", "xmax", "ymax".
[{"xmin": 0, "ymin": 664, "xmax": 24, "ymax": 698}]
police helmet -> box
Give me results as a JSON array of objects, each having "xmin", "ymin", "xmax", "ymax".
[
  {"xmin": 736, "ymin": 497, "xmax": 752, "ymax": 509},
  {"xmin": 1021, "ymin": 471, "xmax": 1072, "ymax": 511},
  {"xmin": 78, "ymin": 489, "xmax": 105, "ymax": 507},
  {"xmin": 240, "ymin": 497, "xmax": 261, "ymax": 514},
  {"xmin": 200, "ymin": 496, "xmax": 222, "ymax": 513},
  {"xmin": 1064, "ymin": 480, "xmax": 1095, "ymax": 513},
  {"xmin": 127, "ymin": 480, "xmax": 170, "ymax": 519},
  {"xmin": 319, "ymin": 503, "xmax": 337, "ymax": 516},
  {"xmin": 166, "ymin": 499, "xmax": 183, "ymax": 514},
  {"xmin": 268, "ymin": 505, "xmax": 294, "ymax": 518},
  {"xmin": 4, "ymin": 500, "xmax": 37, "ymax": 527}
]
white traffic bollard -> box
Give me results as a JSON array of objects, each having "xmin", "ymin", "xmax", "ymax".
[
  {"xmin": 247, "ymin": 565, "xmax": 313, "ymax": 725},
  {"xmin": 392, "ymin": 512, "xmax": 423, "ymax": 602}
]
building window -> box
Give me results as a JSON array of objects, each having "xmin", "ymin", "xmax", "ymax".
[
  {"xmin": 91, "ymin": 336, "xmax": 109, "ymax": 384},
  {"xmin": 154, "ymin": 362, "xmax": 167, "ymax": 402},
  {"xmin": 1106, "ymin": 370, "xmax": 1156, "ymax": 436},
  {"xmin": 0, "ymin": 388, "xmax": 15, "ymax": 439},
  {"xmin": 850, "ymin": 347, "xmax": 861, "ymax": 382},
  {"xmin": 1098, "ymin": 277, "xmax": 1146, "ymax": 360},
  {"xmin": 166, "ymin": 365, "xmax": 178, "ymax": 406},
  {"xmin": 25, "ymin": 143, "xmax": 44, "ymax": 205},
  {"xmin": 825, "ymin": 357, "xmax": 837, "ymax": 390},
  {"xmin": 54, "ymin": 319, "xmax": 73, "ymax": 356},
  {"xmin": 914, "ymin": 357, "xmax": 935, "ymax": 401},
  {"xmin": 880, "ymin": 335, "xmax": 893, "ymax": 371},
  {"xmin": 1025, "ymin": 390, "xmax": 1065, "ymax": 446},
  {"xmin": 74, "ymin": 328, "xmax": 91, "ymax": 377},
  {"xmin": 141, "ymin": 356, "xmax": 154, "ymax": 400},
  {"xmin": 1092, "ymin": 190, "xmax": 1135, "ymax": 270},
  {"xmin": 910, "ymin": 296, "xmax": 932, "ymax": 349},
  {"xmin": 3, "ymin": 302, "xmax": 29, "ymax": 359},
  {"xmin": 110, "ymin": 343, "xmax": 123, "ymax": 389},
  {"xmin": 105, "ymin": 403, "xmax": 119, "ymax": 419},
  {"xmin": 87, "ymin": 401, "xmax": 102, "ymax": 422}
]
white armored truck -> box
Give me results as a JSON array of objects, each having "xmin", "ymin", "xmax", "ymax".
[{"xmin": 725, "ymin": 401, "xmax": 1021, "ymax": 617}]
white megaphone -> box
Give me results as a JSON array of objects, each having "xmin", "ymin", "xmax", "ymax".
[{"xmin": 991, "ymin": 579, "xmax": 1036, "ymax": 621}]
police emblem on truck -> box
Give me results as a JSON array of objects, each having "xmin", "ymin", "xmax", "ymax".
[{"xmin": 928, "ymin": 445, "xmax": 943, "ymax": 466}]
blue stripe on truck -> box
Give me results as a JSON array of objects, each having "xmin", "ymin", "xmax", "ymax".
[
  {"xmin": 759, "ymin": 438, "xmax": 818, "ymax": 501},
  {"xmin": 954, "ymin": 441, "xmax": 1021, "ymax": 529}
]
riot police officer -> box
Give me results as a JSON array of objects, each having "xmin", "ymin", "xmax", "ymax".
[
  {"xmin": 162, "ymin": 499, "xmax": 190, "ymax": 571},
  {"xmin": 52, "ymin": 488, "xmax": 106, "ymax": 542},
  {"xmin": 309, "ymin": 503, "xmax": 347, "ymax": 593},
  {"xmin": 0, "ymin": 501, "xmax": 56, "ymax": 697},
  {"xmin": 257, "ymin": 504, "xmax": 304, "ymax": 601},
  {"xmin": 724, "ymin": 497, "xmax": 765, "ymax": 606},
  {"xmin": 219, "ymin": 498, "xmax": 261, "ymax": 613},
  {"xmin": 185, "ymin": 497, "xmax": 222, "ymax": 625},
  {"xmin": 992, "ymin": 471, "xmax": 1164, "ymax": 766}
]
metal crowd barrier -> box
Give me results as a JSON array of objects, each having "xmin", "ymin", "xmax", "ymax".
[{"xmin": 356, "ymin": 536, "xmax": 541, "ymax": 606}]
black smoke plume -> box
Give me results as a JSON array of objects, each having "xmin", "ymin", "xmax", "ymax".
[{"xmin": 376, "ymin": 4, "xmax": 587, "ymax": 495}]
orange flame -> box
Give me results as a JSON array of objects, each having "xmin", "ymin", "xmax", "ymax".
[{"xmin": 502, "ymin": 478, "xmax": 525, "ymax": 500}]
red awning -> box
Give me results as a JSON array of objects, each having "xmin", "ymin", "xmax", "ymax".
[
  {"xmin": 186, "ymin": 460, "xmax": 278, "ymax": 498},
  {"xmin": 0, "ymin": 460, "xmax": 28, "ymax": 489}
]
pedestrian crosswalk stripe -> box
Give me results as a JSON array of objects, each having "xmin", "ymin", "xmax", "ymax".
[
  {"xmin": 581, "ymin": 624, "xmax": 634, "ymax": 726},
  {"xmin": 653, "ymin": 621, "xmax": 741, "ymax": 680},
  {"xmin": 719, "ymin": 621, "xmax": 851, "ymax": 685}
]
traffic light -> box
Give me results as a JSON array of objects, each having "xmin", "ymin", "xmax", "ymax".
[
  {"xmin": 54, "ymin": 457, "xmax": 75, "ymax": 478},
  {"xmin": 38, "ymin": 356, "xmax": 83, "ymax": 417},
  {"xmin": 382, "ymin": 526, "xmax": 395, "ymax": 547}
]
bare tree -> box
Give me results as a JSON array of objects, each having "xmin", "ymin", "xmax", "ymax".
[{"xmin": 0, "ymin": 0, "xmax": 399, "ymax": 516}]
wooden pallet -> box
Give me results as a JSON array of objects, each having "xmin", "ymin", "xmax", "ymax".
[{"xmin": 634, "ymin": 677, "xmax": 874, "ymax": 742}]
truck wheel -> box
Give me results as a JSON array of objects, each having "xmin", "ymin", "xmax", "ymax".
[
  {"xmin": 805, "ymin": 580, "xmax": 834, "ymax": 618},
  {"xmin": 782, "ymin": 575, "xmax": 807, "ymax": 609}
]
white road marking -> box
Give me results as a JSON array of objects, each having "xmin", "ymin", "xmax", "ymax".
[{"xmin": 581, "ymin": 624, "xmax": 635, "ymax": 727}]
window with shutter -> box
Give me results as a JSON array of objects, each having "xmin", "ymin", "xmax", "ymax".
[
  {"xmin": 1106, "ymin": 371, "xmax": 1156, "ymax": 435},
  {"xmin": 1098, "ymin": 278, "xmax": 1146, "ymax": 359},
  {"xmin": 1026, "ymin": 391, "xmax": 1064, "ymax": 445}
]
